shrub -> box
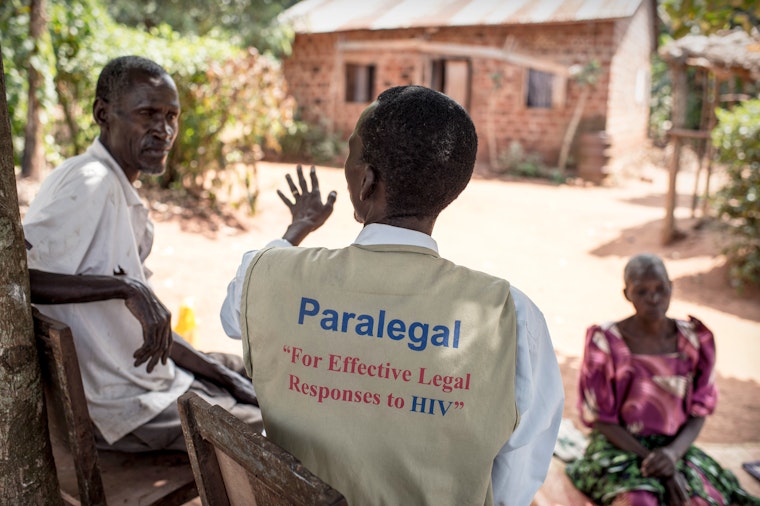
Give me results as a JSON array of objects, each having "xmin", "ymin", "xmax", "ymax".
[
  {"xmin": 1, "ymin": 0, "xmax": 58, "ymax": 167},
  {"xmin": 277, "ymin": 116, "xmax": 346, "ymax": 167},
  {"xmin": 4, "ymin": 0, "xmax": 297, "ymax": 213},
  {"xmin": 494, "ymin": 141, "xmax": 565, "ymax": 183},
  {"xmin": 711, "ymin": 99, "xmax": 760, "ymax": 290}
]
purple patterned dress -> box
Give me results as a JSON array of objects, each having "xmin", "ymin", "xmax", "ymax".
[
  {"xmin": 566, "ymin": 317, "xmax": 759, "ymax": 505},
  {"xmin": 579, "ymin": 317, "xmax": 717, "ymax": 437}
]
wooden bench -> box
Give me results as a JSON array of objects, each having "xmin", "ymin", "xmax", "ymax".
[
  {"xmin": 33, "ymin": 308, "xmax": 199, "ymax": 506},
  {"xmin": 178, "ymin": 391, "xmax": 347, "ymax": 506}
]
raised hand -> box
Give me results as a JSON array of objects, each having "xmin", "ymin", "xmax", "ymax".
[{"xmin": 277, "ymin": 164, "xmax": 337, "ymax": 246}]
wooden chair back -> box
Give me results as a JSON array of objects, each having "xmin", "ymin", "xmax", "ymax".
[
  {"xmin": 178, "ymin": 391, "xmax": 347, "ymax": 506},
  {"xmin": 33, "ymin": 308, "xmax": 198, "ymax": 506}
]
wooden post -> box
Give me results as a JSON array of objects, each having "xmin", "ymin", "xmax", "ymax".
[
  {"xmin": 701, "ymin": 74, "xmax": 720, "ymax": 218},
  {"xmin": 663, "ymin": 135, "xmax": 682, "ymax": 245},
  {"xmin": 691, "ymin": 69, "xmax": 709, "ymax": 218},
  {"xmin": 662, "ymin": 63, "xmax": 687, "ymax": 244},
  {"xmin": 663, "ymin": 129, "xmax": 710, "ymax": 244}
]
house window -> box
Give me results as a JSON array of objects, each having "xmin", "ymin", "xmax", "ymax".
[
  {"xmin": 526, "ymin": 69, "xmax": 553, "ymax": 108},
  {"xmin": 430, "ymin": 58, "xmax": 470, "ymax": 109},
  {"xmin": 345, "ymin": 64, "xmax": 375, "ymax": 103}
]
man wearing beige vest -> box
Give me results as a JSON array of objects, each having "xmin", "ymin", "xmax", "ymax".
[{"xmin": 221, "ymin": 85, "xmax": 564, "ymax": 505}]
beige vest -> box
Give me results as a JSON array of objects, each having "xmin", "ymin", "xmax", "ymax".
[{"xmin": 241, "ymin": 244, "xmax": 519, "ymax": 506}]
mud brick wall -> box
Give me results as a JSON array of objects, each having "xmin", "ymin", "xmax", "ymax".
[{"xmin": 283, "ymin": 1, "xmax": 654, "ymax": 172}]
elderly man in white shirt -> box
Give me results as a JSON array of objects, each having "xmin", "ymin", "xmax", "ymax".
[
  {"xmin": 221, "ymin": 85, "xmax": 564, "ymax": 505},
  {"xmin": 25, "ymin": 55, "xmax": 261, "ymax": 451}
]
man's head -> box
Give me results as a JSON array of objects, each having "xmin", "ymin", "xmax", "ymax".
[
  {"xmin": 345, "ymin": 86, "xmax": 477, "ymax": 224},
  {"xmin": 93, "ymin": 56, "xmax": 180, "ymax": 182}
]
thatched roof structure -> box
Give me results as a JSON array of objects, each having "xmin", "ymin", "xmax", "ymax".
[
  {"xmin": 657, "ymin": 28, "xmax": 759, "ymax": 245},
  {"xmin": 659, "ymin": 28, "xmax": 760, "ymax": 80}
]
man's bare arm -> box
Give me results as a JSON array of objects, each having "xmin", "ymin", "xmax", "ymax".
[
  {"xmin": 169, "ymin": 332, "xmax": 257, "ymax": 405},
  {"xmin": 29, "ymin": 268, "xmax": 172, "ymax": 372}
]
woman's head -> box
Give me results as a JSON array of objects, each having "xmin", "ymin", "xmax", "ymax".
[{"xmin": 623, "ymin": 254, "xmax": 672, "ymax": 322}]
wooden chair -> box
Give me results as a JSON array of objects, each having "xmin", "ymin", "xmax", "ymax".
[
  {"xmin": 177, "ymin": 391, "xmax": 347, "ymax": 506},
  {"xmin": 33, "ymin": 308, "xmax": 198, "ymax": 506}
]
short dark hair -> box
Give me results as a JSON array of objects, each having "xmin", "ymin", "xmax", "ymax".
[
  {"xmin": 359, "ymin": 85, "xmax": 477, "ymax": 218},
  {"xmin": 95, "ymin": 56, "xmax": 170, "ymax": 104}
]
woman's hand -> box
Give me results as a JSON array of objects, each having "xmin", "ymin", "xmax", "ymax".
[
  {"xmin": 642, "ymin": 446, "xmax": 678, "ymax": 477},
  {"xmin": 664, "ymin": 472, "xmax": 690, "ymax": 506}
]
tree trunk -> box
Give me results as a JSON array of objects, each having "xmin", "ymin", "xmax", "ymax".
[
  {"xmin": 557, "ymin": 85, "xmax": 590, "ymax": 173},
  {"xmin": 21, "ymin": 0, "xmax": 47, "ymax": 181},
  {"xmin": 0, "ymin": 43, "xmax": 62, "ymax": 505}
]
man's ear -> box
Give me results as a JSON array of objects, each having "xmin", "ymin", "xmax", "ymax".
[
  {"xmin": 359, "ymin": 165, "xmax": 377, "ymax": 202},
  {"xmin": 93, "ymin": 97, "xmax": 109, "ymax": 129},
  {"xmin": 623, "ymin": 287, "xmax": 631, "ymax": 302}
]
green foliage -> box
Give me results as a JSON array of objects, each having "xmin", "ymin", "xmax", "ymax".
[
  {"xmin": 3, "ymin": 0, "xmax": 297, "ymax": 212},
  {"xmin": 711, "ymin": 100, "xmax": 760, "ymax": 290},
  {"xmin": 278, "ymin": 116, "xmax": 347, "ymax": 167},
  {"xmin": 648, "ymin": 51, "xmax": 672, "ymax": 145},
  {"xmin": 660, "ymin": 0, "xmax": 760, "ymax": 37},
  {"xmin": 105, "ymin": 0, "xmax": 299, "ymax": 57},
  {"xmin": 0, "ymin": 0, "xmax": 32, "ymax": 162},
  {"xmin": 1, "ymin": 0, "xmax": 58, "ymax": 166},
  {"xmin": 165, "ymin": 47, "xmax": 297, "ymax": 208},
  {"xmin": 570, "ymin": 60, "xmax": 601, "ymax": 87},
  {"xmin": 46, "ymin": 0, "xmax": 109, "ymax": 159},
  {"xmin": 494, "ymin": 141, "xmax": 565, "ymax": 183}
]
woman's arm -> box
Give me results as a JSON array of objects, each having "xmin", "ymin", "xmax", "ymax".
[
  {"xmin": 593, "ymin": 421, "xmax": 650, "ymax": 458},
  {"xmin": 641, "ymin": 416, "xmax": 706, "ymax": 477}
]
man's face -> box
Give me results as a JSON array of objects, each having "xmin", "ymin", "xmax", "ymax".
[{"xmin": 97, "ymin": 72, "xmax": 180, "ymax": 182}]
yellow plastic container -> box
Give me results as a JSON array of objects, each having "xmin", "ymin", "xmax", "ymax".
[{"xmin": 174, "ymin": 297, "xmax": 197, "ymax": 345}]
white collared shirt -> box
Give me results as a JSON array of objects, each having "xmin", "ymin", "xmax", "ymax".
[
  {"xmin": 220, "ymin": 223, "xmax": 564, "ymax": 506},
  {"xmin": 24, "ymin": 139, "xmax": 193, "ymax": 443}
]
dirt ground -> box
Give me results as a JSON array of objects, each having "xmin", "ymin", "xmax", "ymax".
[
  {"xmin": 136, "ymin": 156, "xmax": 760, "ymax": 448},
  {"xmin": 17, "ymin": 152, "xmax": 759, "ymax": 447}
]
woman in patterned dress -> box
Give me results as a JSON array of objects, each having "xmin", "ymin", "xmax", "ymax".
[{"xmin": 566, "ymin": 253, "xmax": 759, "ymax": 506}]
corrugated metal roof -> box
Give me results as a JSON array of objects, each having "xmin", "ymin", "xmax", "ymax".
[{"xmin": 281, "ymin": 0, "xmax": 646, "ymax": 34}]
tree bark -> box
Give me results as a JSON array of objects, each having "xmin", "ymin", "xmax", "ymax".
[
  {"xmin": 557, "ymin": 85, "xmax": 590, "ymax": 173},
  {"xmin": 0, "ymin": 42, "xmax": 62, "ymax": 505},
  {"xmin": 21, "ymin": 0, "xmax": 47, "ymax": 180}
]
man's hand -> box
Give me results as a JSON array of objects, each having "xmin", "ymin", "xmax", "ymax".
[
  {"xmin": 221, "ymin": 371, "xmax": 258, "ymax": 405},
  {"xmin": 170, "ymin": 337, "xmax": 258, "ymax": 405},
  {"xmin": 121, "ymin": 277, "xmax": 173, "ymax": 373},
  {"xmin": 278, "ymin": 165, "xmax": 337, "ymax": 246},
  {"xmin": 28, "ymin": 269, "xmax": 173, "ymax": 373}
]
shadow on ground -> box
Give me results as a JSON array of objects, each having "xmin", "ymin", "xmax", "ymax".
[
  {"xmin": 588, "ymin": 217, "xmax": 760, "ymax": 322},
  {"xmin": 619, "ymin": 191, "xmax": 695, "ymax": 211}
]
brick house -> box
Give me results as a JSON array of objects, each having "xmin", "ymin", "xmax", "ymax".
[{"xmin": 280, "ymin": 0, "xmax": 657, "ymax": 175}]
